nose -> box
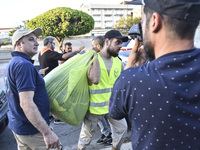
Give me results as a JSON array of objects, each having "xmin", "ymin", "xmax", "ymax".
[
  {"xmin": 35, "ymin": 40, "xmax": 39, "ymax": 46},
  {"xmin": 119, "ymin": 43, "xmax": 122, "ymax": 49}
]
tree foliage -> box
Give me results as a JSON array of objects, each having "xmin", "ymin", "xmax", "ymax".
[
  {"xmin": 0, "ymin": 38, "xmax": 12, "ymax": 47},
  {"xmin": 115, "ymin": 16, "xmax": 141, "ymax": 31},
  {"xmin": 26, "ymin": 7, "xmax": 94, "ymax": 50}
]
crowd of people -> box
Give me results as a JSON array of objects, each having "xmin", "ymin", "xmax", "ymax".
[{"xmin": 3, "ymin": 0, "xmax": 200, "ymax": 150}]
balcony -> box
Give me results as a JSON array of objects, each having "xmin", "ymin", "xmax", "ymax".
[
  {"xmin": 104, "ymin": 10, "xmax": 112, "ymax": 14},
  {"xmin": 104, "ymin": 17, "xmax": 113, "ymax": 21},
  {"xmin": 92, "ymin": 11, "xmax": 101, "ymax": 15}
]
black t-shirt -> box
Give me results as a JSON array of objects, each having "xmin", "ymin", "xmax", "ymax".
[{"xmin": 38, "ymin": 50, "xmax": 63, "ymax": 75}]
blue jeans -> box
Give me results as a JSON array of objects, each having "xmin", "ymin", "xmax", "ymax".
[{"xmin": 98, "ymin": 116, "xmax": 110, "ymax": 136}]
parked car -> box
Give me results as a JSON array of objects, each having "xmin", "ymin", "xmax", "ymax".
[
  {"xmin": 119, "ymin": 39, "xmax": 135, "ymax": 66},
  {"xmin": 0, "ymin": 89, "xmax": 8, "ymax": 135}
]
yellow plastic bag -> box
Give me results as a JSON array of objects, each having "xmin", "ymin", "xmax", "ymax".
[{"xmin": 44, "ymin": 50, "xmax": 96, "ymax": 126}]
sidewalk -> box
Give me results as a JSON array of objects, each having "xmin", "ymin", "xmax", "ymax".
[
  {"xmin": 49, "ymin": 120, "xmax": 132, "ymax": 150},
  {"xmin": 62, "ymin": 141, "xmax": 132, "ymax": 150}
]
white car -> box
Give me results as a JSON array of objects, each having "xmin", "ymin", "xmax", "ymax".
[{"xmin": 119, "ymin": 39, "xmax": 135, "ymax": 66}]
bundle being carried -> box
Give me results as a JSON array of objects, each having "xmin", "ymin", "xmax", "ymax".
[{"xmin": 44, "ymin": 50, "xmax": 96, "ymax": 126}]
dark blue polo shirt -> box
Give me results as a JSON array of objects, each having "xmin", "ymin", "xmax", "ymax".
[
  {"xmin": 4, "ymin": 51, "xmax": 50, "ymax": 135},
  {"xmin": 109, "ymin": 48, "xmax": 200, "ymax": 150}
]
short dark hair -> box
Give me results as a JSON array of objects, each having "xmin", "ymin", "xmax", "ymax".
[
  {"xmin": 44, "ymin": 36, "xmax": 54, "ymax": 46},
  {"xmin": 64, "ymin": 42, "xmax": 72, "ymax": 47},
  {"xmin": 92, "ymin": 36, "xmax": 104, "ymax": 47},
  {"xmin": 143, "ymin": 5, "xmax": 199, "ymax": 40}
]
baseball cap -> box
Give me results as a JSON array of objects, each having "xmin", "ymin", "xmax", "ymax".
[
  {"xmin": 142, "ymin": 0, "xmax": 200, "ymax": 22},
  {"xmin": 104, "ymin": 30, "xmax": 128, "ymax": 42},
  {"xmin": 12, "ymin": 28, "xmax": 43, "ymax": 45}
]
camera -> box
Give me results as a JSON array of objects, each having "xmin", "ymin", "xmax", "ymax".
[{"xmin": 128, "ymin": 23, "xmax": 143, "ymax": 42}]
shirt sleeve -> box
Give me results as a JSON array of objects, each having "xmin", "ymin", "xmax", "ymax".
[
  {"xmin": 109, "ymin": 72, "xmax": 128, "ymax": 120},
  {"xmin": 46, "ymin": 51, "xmax": 64, "ymax": 60},
  {"xmin": 15, "ymin": 62, "xmax": 36, "ymax": 92}
]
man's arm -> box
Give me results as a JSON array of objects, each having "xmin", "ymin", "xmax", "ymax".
[
  {"xmin": 87, "ymin": 54, "xmax": 100, "ymax": 85},
  {"xmin": 62, "ymin": 46, "xmax": 85, "ymax": 60},
  {"xmin": 19, "ymin": 91, "xmax": 60, "ymax": 150}
]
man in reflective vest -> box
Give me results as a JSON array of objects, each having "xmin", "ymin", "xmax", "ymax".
[{"xmin": 78, "ymin": 30, "xmax": 128, "ymax": 150}]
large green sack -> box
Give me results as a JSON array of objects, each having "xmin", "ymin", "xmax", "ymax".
[{"xmin": 44, "ymin": 50, "xmax": 96, "ymax": 126}]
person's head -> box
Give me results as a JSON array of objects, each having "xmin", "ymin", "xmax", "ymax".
[
  {"xmin": 12, "ymin": 28, "xmax": 42, "ymax": 58},
  {"xmin": 64, "ymin": 42, "xmax": 72, "ymax": 52},
  {"xmin": 104, "ymin": 30, "xmax": 128, "ymax": 57},
  {"xmin": 92, "ymin": 36, "xmax": 104, "ymax": 52},
  {"xmin": 142, "ymin": 0, "xmax": 200, "ymax": 60},
  {"xmin": 43, "ymin": 36, "xmax": 55, "ymax": 51}
]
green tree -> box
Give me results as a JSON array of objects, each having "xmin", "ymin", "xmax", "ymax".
[
  {"xmin": 115, "ymin": 16, "xmax": 141, "ymax": 33},
  {"xmin": 125, "ymin": 16, "xmax": 141, "ymax": 29},
  {"xmin": 26, "ymin": 7, "xmax": 94, "ymax": 50},
  {"xmin": 115, "ymin": 17, "xmax": 126, "ymax": 29},
  {"xmin": 0, "ymin": 38, "xmax": 12, "ymax": 47}
]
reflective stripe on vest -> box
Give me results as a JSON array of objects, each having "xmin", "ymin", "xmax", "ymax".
[
  {"xmin": 89, "ymin": 88, "xmax": 112, "ymax": 94},
  {"xmin": 90, "ymin": 101, "xmax": 109, "ymax": 107}
]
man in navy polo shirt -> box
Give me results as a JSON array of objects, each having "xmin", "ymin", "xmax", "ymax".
[
  {"xmin": 4, "ymin": 28, "xmax": 60, "ymax": 150},
  {"xmin": 109, "ymin": 0, "xmax": 200, "ymax": 149}
]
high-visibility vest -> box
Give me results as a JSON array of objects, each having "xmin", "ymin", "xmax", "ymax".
[{"xmin": 89, "ymin": 54, "xmax": 121, "ymax": 115}]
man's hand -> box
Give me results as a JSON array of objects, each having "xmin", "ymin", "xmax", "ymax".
[
  {"xmin": 39, "ymin": 67, "xmax": 49, "ymax": 77},
  {"xmin": 124, "ymin": 38, "xmax": 147, "ymax": 70},
  {"xmin": 43, "ymin": 130, "xmax": 60, "ymax": 150}
]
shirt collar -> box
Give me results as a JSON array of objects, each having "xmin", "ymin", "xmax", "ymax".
[{"xmin": 11, "ymin": 51, "xmax": 35, "ymax": 64}]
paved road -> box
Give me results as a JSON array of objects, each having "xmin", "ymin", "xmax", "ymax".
[{"xmin": 0, "ymin": 37, "xmax": 132, "ymax": 150}]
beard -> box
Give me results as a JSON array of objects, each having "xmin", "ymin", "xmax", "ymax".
[
  {"xmin": 107, "ymin": 44, "xmax": 120, "ymax": 57},
  {"xmin": 143, "ymin": 26, "xmax": 155, "ymax": 61},
  {"xmin": 143, "ymin": 40, "xmax": 155, "ymax": 61},
  {"xmin": 51, "ymin": 45, "xmax": 55, "ymax": 51}
]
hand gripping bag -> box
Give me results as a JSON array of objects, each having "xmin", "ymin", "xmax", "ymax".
[{"xmin": 44, "ymin": 50, "xmax": 96, "ymax": 126}]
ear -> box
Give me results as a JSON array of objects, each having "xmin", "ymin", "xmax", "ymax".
[
  {"xmin": 15, "ymin": 41, "xmax": 21, "ymax": 46},
  {"xmin": 104, "ymin": 38, "xmax": 110, "ymax": 46},
  {"xmin": 151, "ymin": 12, "xmax": 162, "ymax": 33},
  {"xmin": 96, "ymin": 44, "xmax": 100, "ymax": 49}
]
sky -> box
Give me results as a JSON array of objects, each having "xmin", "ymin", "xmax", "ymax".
[{"xmin": 0, "ymin": 0, "xmax": 125, "ymax": 28}]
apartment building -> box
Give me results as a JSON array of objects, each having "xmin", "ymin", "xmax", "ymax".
[{"xmin": 80, "ymin": 4, "xmax": 142, "ymax": 29}]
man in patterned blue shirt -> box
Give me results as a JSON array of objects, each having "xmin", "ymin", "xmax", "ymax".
[{"xmin": 109, "ymin": 0, "xmax": 200, "ymax": 149}]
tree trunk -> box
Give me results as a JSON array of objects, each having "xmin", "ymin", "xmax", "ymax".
[{"xmin": 54, "ymin": 37, "xmax": 64, "ymax": 51}]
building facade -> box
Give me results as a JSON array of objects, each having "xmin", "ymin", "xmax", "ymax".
[{"xmin": 80, "ymin": 4, "xmax": 142, "ymax": 29}]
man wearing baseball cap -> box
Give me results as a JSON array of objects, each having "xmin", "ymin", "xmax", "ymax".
[
  {"xmin": 4, "ymin": 28, "xmax": 61, "ymax": 150},
  {"xmin": 109, "ymin": 0, "xmax": 200, "ymax": 149},
  {"xmin": 78, "ymin": 30, "xmax": 128, "ymax": 150}
]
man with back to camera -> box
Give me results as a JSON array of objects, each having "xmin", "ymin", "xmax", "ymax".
[
  {"xmin": 78, "ymin": 30, "xmax": 128, "ymax": 150},
  {"xmin": 38, "ymin": 36, "xmax": 84, "ymax": 75},
  {"xmin": 4, "ymin": 28, "xmax": 60, "ymax": 150},
  {"xmin": 109, "ymin": 0, "xmax": 200, "ymax": 149},
  {"xmin": 92, "ymin": 36, "xmax": 104, "ymax": 53}
]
